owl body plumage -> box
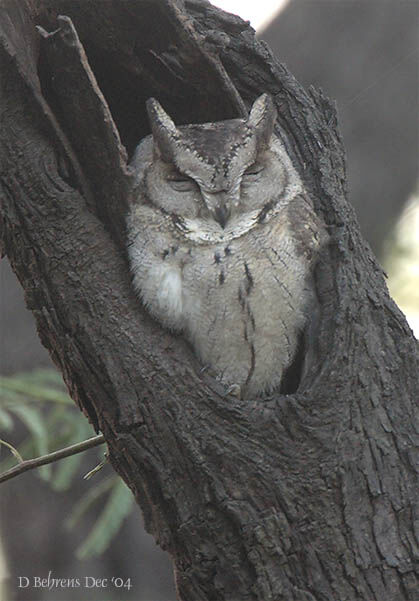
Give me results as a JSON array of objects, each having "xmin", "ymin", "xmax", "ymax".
[{"xmin": 127, "ymin": 95, "xmax": 326, "ymax": 397}]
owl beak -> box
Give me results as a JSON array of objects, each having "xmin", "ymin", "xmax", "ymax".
[
  {"xmin": 202, "ymin": 190, "xmax": 232, "ymax": 228},
  {"xmin": 214, "ymin": 204, "xmax": 231, "ymax": 229}
]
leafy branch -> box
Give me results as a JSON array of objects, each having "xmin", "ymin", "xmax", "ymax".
[
  {"xmin": 0, "ymin": 369, "xmax": 134, "ymax": 557},
  {"xmin": 0, "ymin": 433, "xmax": 105, "ymax": 483}
]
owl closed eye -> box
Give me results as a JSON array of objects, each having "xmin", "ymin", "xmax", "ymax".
[{"xmin": 135, "ymin": 94, "xmax": 297, "ymax": 231}]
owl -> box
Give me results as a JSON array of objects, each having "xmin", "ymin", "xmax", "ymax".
[{"xmin": 126, "ymin": 94, "xmax": 327, "ymax": 398}]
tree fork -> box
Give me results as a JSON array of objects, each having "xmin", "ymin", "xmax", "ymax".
[{"xmin": 0, "ymin": 1, "xmax": 417, "ymax": 600}]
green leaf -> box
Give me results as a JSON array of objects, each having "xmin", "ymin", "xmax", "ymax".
[
  {"xmin": 20, "ymin": 369, "xmax": 66, "ymax": 387},
  {"xmin": 66, "ymin": 477, "xmax": 115, "ymax": 530},
  {"xmin": 51, "ymin": 451, "xmax": 85, "ymax": 491},
  {"xmin": 0, "ymin": 408, "xmax": 13, "ymax": 431},
  {"xmin": 0, "ymin": 438, "xmax": 24, "ymax": 463},
  {"xmin": 75, "ymin": 478, "xmax": 134, "ymax": 559},
  {"xmin": 8, "ymin": 404, "xmax": 51, "ymax": 480},
  {"xmin": 52, "ymin": 420, "xmax": 95, "ymax": 491},
  {"xmin": 0, "ymin": 386, "xmax": 27, "ymax": 406},
  {"xmin": 0, "ymin": 375, "xmax": 72, "ymax": 404},
  {"xmin": 0, "ymin": 436, "xmax": 35, "ymax": 472}
]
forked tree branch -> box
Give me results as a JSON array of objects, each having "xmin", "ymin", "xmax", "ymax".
[{"xmin": 0, "ymin": 435, "xmax": 105, "ymax": 484}]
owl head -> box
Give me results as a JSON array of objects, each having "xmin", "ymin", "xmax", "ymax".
[{"xmin": 136, "ymin": 94, "xmax": 300, "ymax": 230}]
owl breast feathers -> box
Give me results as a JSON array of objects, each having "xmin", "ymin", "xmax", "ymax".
[{"xmin": 127, "ymin": 94, "xmax": 327, "ymax": 397}]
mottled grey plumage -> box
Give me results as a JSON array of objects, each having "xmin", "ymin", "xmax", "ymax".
[{"xmin": 127, "ymin": 94, "xmax": 327, "ymax": 397}]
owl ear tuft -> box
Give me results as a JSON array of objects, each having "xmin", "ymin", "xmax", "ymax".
[
  {"xmin": 247, "ymin": 93, "xmax": 277, "ymax": 150},
  {"xmin": 146, "ymin": 98, "xmax": 181, "ymax": 163}
]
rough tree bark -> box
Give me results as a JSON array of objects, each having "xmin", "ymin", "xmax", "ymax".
[{"xmin": 0, "ymin": 1, "xmax": 417, "ymax": 600}]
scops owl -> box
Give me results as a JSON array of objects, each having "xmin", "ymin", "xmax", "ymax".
[{"xmin": 127, "ymin": 94, "xmax": 327, "ymax": 397}]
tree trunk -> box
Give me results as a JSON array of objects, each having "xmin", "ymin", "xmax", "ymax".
[{"xmin": 1, "ymin": 1, "xmax": 417, "ymax": 600}]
